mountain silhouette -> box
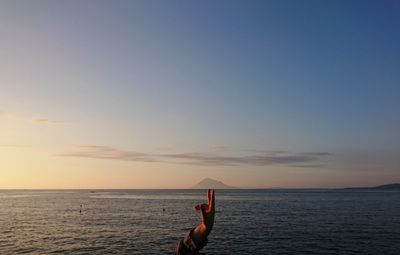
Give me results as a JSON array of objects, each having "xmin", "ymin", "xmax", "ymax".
[
  {"xmin": 344, "ymin": 183, "xmax": 400, "ymax": 190},
  {"xmin": 372, "ymin": 183, "xmax": 400, "ymax": 190},
  {"xmin": 191, "ymin": 178, "xmax": 238, "ymax": 189}
]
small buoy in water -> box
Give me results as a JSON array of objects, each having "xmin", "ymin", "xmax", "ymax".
[
  {"xmin": 163, "ymin": 208, "xmax": 166, "ymax": 212},
  {"xmin": 80, "ymin": 204, "xmax": 82, "ymax": 214}
]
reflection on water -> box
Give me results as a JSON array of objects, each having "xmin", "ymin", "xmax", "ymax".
[
  {"xmin": 0, "ymin": 189, "xmax": 399, "ymax": 254},
  {"xmin": 0, "ymin": 194, "xmax": 41, "ymax": 198},
  {"xmin": 90, "ymin": 193, "xmax": 280, "ymax": 200}
]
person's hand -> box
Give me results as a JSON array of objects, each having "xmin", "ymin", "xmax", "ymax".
[{"xmin": 193, "ymin": 189, "xmax": 215, "ymax": 241}]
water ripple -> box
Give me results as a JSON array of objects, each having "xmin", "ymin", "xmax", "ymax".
[{"xmin": 0, "ymin": 190, "xmax": 399, "ymax": 254}]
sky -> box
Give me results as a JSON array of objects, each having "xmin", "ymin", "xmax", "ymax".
[{"xmin": 1, "ymin": 0, "xmax": 399, "ymax": 189}]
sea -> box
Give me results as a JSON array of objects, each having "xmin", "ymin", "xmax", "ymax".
[{"xmin": 0, "ymin": 189, "xmax": 399, "ymax": 255}]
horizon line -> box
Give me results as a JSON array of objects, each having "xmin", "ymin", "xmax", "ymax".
[{"xmin": 1, "ymin": 185, "xmax": 398, "ymax": 191}]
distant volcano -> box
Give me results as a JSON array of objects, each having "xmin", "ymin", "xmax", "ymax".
[{"xmin": 191, "ymin": 178, "xmax": 238, "ymax": 189}]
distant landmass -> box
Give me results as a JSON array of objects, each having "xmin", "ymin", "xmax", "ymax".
[
  {"xmin": 344, "ymin": 183, "xmax": 400, "ymax": 190},
  {"xmin": 191, "ymin": 178, "xmax": 238, "ymax": 189}
]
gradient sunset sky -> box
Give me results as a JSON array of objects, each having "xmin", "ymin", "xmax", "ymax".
[{"xmin": 1, "ymin": 0, "xmax": 399, "ymax": 189}]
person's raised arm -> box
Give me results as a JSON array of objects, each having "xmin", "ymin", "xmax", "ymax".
[
  {"xmin": 173, "ymin": 189, "xmax": 216, "ymax": 255},
  {"xmin": 191, "ymin": 189, "xmax": 215, "ymax": 245}
]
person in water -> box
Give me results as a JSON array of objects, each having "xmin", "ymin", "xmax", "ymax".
[{"xmin": 174, "ymin": 189, "xmax": 215, "ymax": 255}]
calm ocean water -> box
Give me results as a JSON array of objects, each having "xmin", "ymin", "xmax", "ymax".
[{"xmin": 0, "ymin": 189, "xmax": 399, "ymax": 255}]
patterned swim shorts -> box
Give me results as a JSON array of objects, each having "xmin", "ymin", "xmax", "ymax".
[{"xmin": 173, "ymin": 228, "xmax": 208, "ymax": 255}]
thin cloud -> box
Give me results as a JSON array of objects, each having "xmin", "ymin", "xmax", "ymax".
[
  {"xmin": 300, "ymin": 152, "xmax": 333, "ymax": 156},
  {"xmin": 0, "ymin": 111, "xmax": 63, "ymax": 125},
  {"xmin": 59, "ymin": 145, "xmax": 332, "ymax": 167},
  {"xmin": 213, "ymin": 146, "xmax": 228, "ymax": 150},
  {"xmin": 59, "ymin": 146, "xmax": 156, "ymax": 162},
  {"xmin": 162, "ymin": 152, "xmax": 328, "ymax": 166},
  {"xmin": 287, "ymin": 164, "xmax": 324, "ymax": 168},
  {"xmin": 32, "ymin": 118, "xmax": 63, "ymax": 124}
]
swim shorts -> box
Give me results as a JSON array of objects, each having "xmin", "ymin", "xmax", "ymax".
[{"xmin": 173, "ymin": 228, "xmax": 208, "ymax": 255}]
